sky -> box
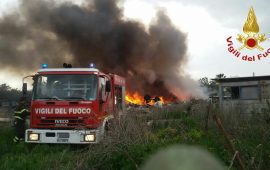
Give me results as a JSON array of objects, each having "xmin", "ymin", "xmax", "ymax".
[{"xmin": 0, "ymin": 0, "xmax": 270, "ymax": 89}]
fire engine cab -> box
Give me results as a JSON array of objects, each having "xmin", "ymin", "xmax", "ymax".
[{"xmin": 24, "ymin": 63, "xmax": 125, "ymax": 144}]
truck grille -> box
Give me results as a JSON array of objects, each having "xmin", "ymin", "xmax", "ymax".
[
  {"xmin": 37, "ymin": 117, "xmax": 86, "ymax": 128},
  {"xmin": 39, "ymin": 119, "xmax": 84, "ymax": 123}
]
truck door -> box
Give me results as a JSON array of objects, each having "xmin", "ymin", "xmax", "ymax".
[
  {"xmin": 99, "ymin": 77, "xmax": 106, "ymax": 112},
  {"xmin": 99, "ymin": 76, "xmax": 112, "ymax": 113},
  {"xmin": 114, "ymin": 86, "xmax": 125, "ymax": 113}
]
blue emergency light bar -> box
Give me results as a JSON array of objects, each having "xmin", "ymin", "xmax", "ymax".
[
  {"xmin": 42, "ymin": 63, "xmax": 48, "ymax": 69},
  {"xmin": 89, "ymin": 63, "xmax": 95, "ymax": 68}
]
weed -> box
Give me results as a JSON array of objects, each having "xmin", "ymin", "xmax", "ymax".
[{"xmin": 1, "ymin": 102, "xmax": 269, "ymax": 169}]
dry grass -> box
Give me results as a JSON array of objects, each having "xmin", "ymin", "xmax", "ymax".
[
  {"xmin": 1, "ymin": 101, "xmax": 269, "ymax": 169},
  {"xmin": 189, "ymin": 100, "xmax": 270, "ymax": 170}
]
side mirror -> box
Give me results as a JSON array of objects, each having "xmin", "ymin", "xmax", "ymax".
[
  {"xmin": 22, "ymin": 83, "xmax": 27, "ymax": 96},
  {"xmin": 105, "ymin": 81, "xmax": 111, "ymax": 92}
]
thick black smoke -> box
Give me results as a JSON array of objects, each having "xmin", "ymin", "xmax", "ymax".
[{"xmin": 0, "ymin": 0, "xmax": 203, "ymax": 99}]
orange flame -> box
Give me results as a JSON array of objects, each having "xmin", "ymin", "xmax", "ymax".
[
  {"xmin": 125, "ymin": 91, "xmax": 167, "ymax": 106},
  {"xmin": 125, "ymin": 91, "xmax": 145, "ymax": 105}
]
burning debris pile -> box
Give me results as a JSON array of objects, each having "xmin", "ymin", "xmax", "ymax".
[
  {"xmin": 125, "ymin": 91, "xmax": 177, "ymax": 107},
  {"xmin": 0, "ymin": 0, "xmax": 204, "ymax": 100}
]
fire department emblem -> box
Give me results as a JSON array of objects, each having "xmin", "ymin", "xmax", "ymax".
[{"xmin": 237, "ymin": 7, "xmax": 266, "ymax": 51}]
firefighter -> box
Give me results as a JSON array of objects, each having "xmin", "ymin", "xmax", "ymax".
[
  {"xmin": 144, "ymin": 94, "xmax": 152, "ymax": 107},
  {"xmin": 154, "ymin": 97, "xmax": 163, "ymax": 108},
  {"xmin": 13, "ymin": 97, "xmax": 29, "ymax": 143}
]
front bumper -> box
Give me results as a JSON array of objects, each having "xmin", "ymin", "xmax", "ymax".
[{"xmin": 25, "ymin": 129, "xmax": 101, "ymax": 144}]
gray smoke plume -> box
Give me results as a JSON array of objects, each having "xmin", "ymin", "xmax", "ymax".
[{"xmin": 0, "ymin": 0, "xmax": 204, "ymax": 99}]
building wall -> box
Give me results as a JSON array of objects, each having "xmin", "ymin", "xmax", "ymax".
[
  {"xmin": 218, "ymin": 80, "xmax": 270, "ymax": 113},
  {"xmin": 221, "ymin": 100, "xmax": 267, "ymax": 114},
  {"xmin": 260, "ymin": 82, "xmax": 270, "ymax": 99}
]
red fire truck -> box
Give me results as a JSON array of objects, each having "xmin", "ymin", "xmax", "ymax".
[{"xmin": 24, "ymin": 63, "xmax": 125, "ymax": 144}]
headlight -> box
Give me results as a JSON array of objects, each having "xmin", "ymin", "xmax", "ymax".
[
  {"xmin": 84, "ymin": 134, "xmax": 95, "ymax": 142},
  {"xmin": 28, "ymin": 133, "xmax": 40, "ymax": 141}
]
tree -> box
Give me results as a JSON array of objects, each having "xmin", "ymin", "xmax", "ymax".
[
  {"xmin": 199, "ymin": 74, "xmax": 226, "ymax": 97},
  {"xmin": 215, "ymin": 73, "xmax": 226, "ymax": 79},
  {"xmin": 0, "ymin": 84, "xmax": 11, "ymax": 91},
  {"xmin": 199, "ymin": 77, "xmax": 210, "ymax": 87},
  {"xmin": 0, "ymin": 83, "xmax": 21, "ymax": 102},
  {"xmin": 199, "ymin": 77, "xmax": 217, "ymax": 91}
]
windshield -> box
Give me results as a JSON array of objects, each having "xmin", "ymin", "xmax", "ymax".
[{"xmin": 33, "ymin": 74, "xmax": 98, "ymax": 100}]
